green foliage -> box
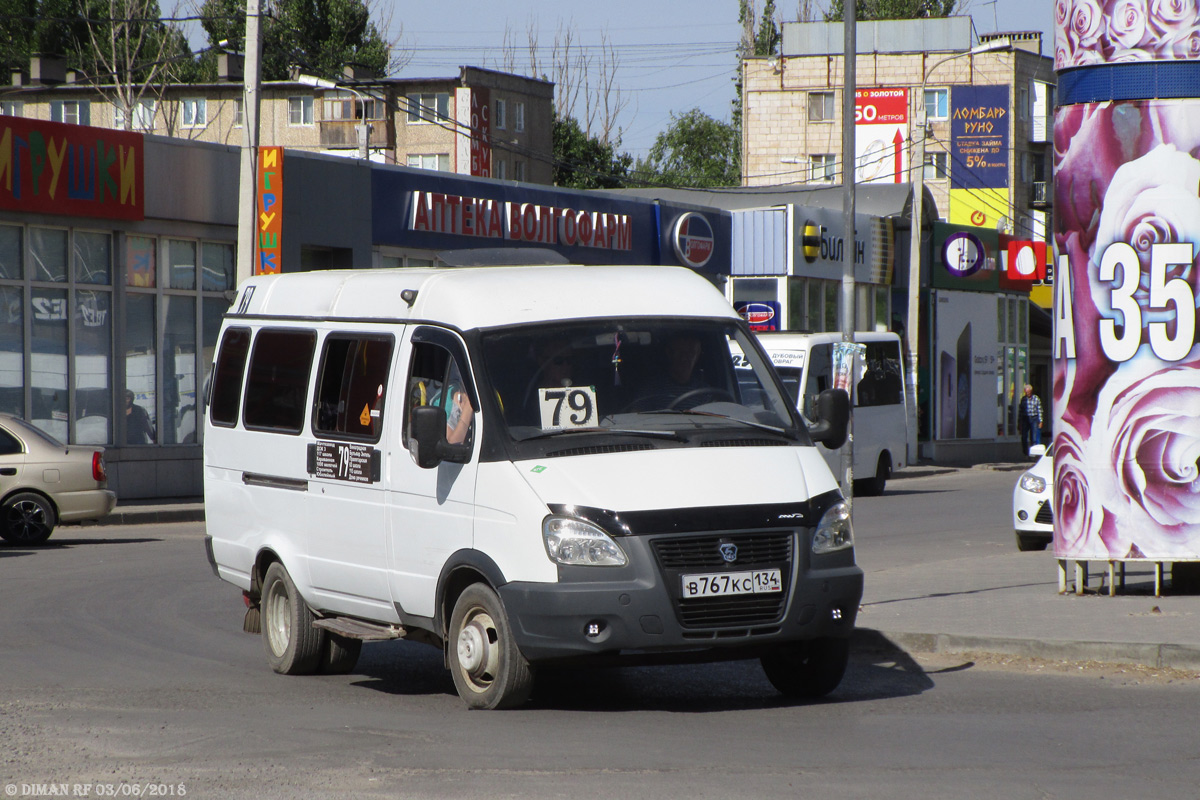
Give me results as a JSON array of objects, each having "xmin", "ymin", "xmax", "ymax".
[
  {"xmin": 199, "ymin": 0, "xmax": 390, "ymax": 82},
  {"xmin": 0, "ymin": 0, "xmax": 37, "ymax": 75},
  {"xmin": 732, "ymin": 0, "xmax": 780, "ymax": 139},
  {"xmin": 552, "ymin": 112, "xmax": 632, "ymax": 189},
  {"xmin": 824, "ymin": 0, "xmax": 956, "ymax": 21},
  {"xmin": 634, "ymin": 108, "xmax": 740, "ymax": 188}
]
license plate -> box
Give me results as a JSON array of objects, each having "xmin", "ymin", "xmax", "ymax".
[{"xmin": 680, "ymin": 569, "xmax": 783, "ymax": 598}]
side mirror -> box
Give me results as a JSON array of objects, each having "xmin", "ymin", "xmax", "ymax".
[
  {"xmin": 808, "ymin": 388, "xmax": 850, "ymax": 450},
  {"xmin": 1028, "ymin": 443, "xmax": 1047, "ymax": 458},
  {"xmin": 409, "ymin": 405, "xmax": 471, "ymax": 469}
]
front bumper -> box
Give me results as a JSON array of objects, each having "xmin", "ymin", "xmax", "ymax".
[{"xmin": 498, "ymin": 532, "xmax": 863, "ymax": 663}]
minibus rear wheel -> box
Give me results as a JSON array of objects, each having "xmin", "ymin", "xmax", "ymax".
[
  {"xmin": 760, "ymin": 637, "xmax": 850, "ymax": 699},
  {"xmin": 448, "ymin": 583, "xmax": 533, "ymax": 709},
  {"xmin": 261, "ymin": 561, "xmax": 324, "ymax": 675}
]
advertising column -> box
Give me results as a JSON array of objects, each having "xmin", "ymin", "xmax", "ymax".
[{"xmin": 1053, "ymin": 4, "xmax": 1200, "ymax": 560}]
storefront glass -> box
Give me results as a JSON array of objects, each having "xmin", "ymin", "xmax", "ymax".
[
  {"xmin": 125, "ymin": 293, "xmax": 157, "ymax": 444},
  {"xmin": 162, "ymin": 296, "xmax": 197, "ymax": 444},
  {"xmin": 30, "ymin": 228, "xmax": 67, "ymax": 282},
  {"xmin": 0, "ymin": 286, "xmax": 22, "ymax": 417},
  {"xmin": 0, "ymin": 226, "xmax": 22, "ymax": 280},
  {"xmin": 75, "ymin": 290, "xmax": 111, "ymax": 443},
  {"xmin": 31, "ymin": 288, "xmax": 68, "ymax": 441}
]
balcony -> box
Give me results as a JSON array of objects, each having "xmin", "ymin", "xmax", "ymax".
[
  {"xmin": 317, "ymin": 119, "xmax": 392, "ymax": 151},
  {"xmin": 1030, "ymin": 181, "xmax": 1051, "ymax": 208}
]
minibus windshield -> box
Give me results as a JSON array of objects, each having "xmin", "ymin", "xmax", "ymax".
[{"xmin": 478, "ymin": 319, "xmax": 809, "ymax": 451}]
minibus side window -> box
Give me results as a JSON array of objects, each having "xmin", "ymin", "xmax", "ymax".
[
  {"xmin": 857, "ymin": 341, "xmax": 903, "ymax": 408},
  {"xmin": 405, "ymin": 341, "xmax": 474, "ymax": 449},
  {"xmin": 313, "ymin": 334, "xmax": 393, "ymax": 442},
  {"xmin": 242, "ymin": 329, "xmax": 316, "ymax": 434},
  {"xmin": 210, "ymin": 327, "xmax": 251, "ymax": 427}
]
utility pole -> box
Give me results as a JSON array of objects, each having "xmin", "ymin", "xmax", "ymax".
[
  {"xmin": 235, "ymin": 0, "xmax": 262, "ymax": 285},
  {"xmin": 840, "ymin": 0, "xmax": 856, "ymax": 507}
]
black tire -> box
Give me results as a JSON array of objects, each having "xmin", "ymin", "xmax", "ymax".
[
  {"xmin": 319, "ymin": 633, "xmax": 363, "ymax": 675},
  {"xmin": 1016, "ymin": 532, "xmax": 1049, "ymax": 552},
  {"xmin": 261, "ymin": 562, "xmax": 324, "ymax": 675},
  {"xmin": 761, "ymin": 637, "xmax": 850, "ymax": 699},
  {"xmin": 448, "ymin": 583, "xmax": 533, "ymax": 710},
  {"xmin": 856, "ymin": 453, "xmax": 891, "ymax": 497},
  {"xmin": 1, "ymin": 492, "xmax": 57, "ymax": 545}
]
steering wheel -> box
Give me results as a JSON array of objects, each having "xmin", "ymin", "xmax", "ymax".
[{"xmin": 666, "ymin": 387, "xmax": 736, "ymax": 410}]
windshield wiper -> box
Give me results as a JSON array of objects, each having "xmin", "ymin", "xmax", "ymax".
[
  {"xmin": 642, "ymin": 409, "xmax": 791, "ymax": 436},
  {"xmin": 516, "ymin": 426, "xmax": 686, "ymax": 442}
]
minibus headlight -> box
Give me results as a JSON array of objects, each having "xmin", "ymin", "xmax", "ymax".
[
  {"xmin": 543, "ymin": 516, "xmax": 628, "ymax": 567},
  {"xmin": 812, "ymin": 501, "xmax": 853, "ymax": 554}
]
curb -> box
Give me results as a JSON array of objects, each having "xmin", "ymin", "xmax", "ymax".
[
  {"xmin": 94, "ymin": 506, "xmax": 206, "ymax": 526},
  {"xmin": 853, "ymin": 627, "xmax": 1200, "ymax": 672}
]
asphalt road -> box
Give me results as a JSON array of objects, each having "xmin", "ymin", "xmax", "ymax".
[{"xmin": 3, "ymin": 473, "xmax": 1199, "ymax": 798}]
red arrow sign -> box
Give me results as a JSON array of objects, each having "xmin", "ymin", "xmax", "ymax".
[{"xmin": 892, "ymin": 129, "xmax": 904, "ymax": 183}]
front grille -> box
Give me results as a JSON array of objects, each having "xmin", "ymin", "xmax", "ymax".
[
  {"xmin": 653, "ymin": 532, "xmax": 793, "ymax": 568},
  {"xmin": 700, "ymin": 438, "xmax": 788, "ymax": 448},
  {"xmin": 652, "ymin": 531, "xmax": 793, "ymax": 630},
  {"xmin": 1035, "ymin": 501, "xmax": 1054, "ymax": 525},
  {"xmin": 544, "ymin": 442, "xmax": 654, "ymax": 458}
]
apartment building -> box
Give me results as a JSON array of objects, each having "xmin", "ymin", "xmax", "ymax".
[
  {"xmin": 3, "ymin": 58, "xmax": 554, "ymax": 184},
  {"xmin": 741, "ymin": 17, "xmax": 1055, "ymax": 244}
]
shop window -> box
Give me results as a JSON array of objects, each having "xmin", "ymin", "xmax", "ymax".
[
  {"xmin": 31, "ymin": 288, "xmax": 68, "ymax": 442},
  {"xmin": 73, "ymin": 231, "xmax": 111, "ymax": 284},
  {"xmin": 0, "ymin": 225, "xmax": 22, "ymax": 280},
  {"xmin": 74, "ymin": 290, "xmax": 111, "ymax": 444},
  {"xmin": 314, "ymin": 334, "xmax": 394, "ymax": 441},
  {"xmin": 163, "ymin": 296, "xmax": 197, "ymax": 444},
  {"xmin": 210, "ymin": 327, "xmax": 251, "ymax": 427},
  {"xmin": 243, "ymin": 329, "xmax": 316, "ymax": 434},
  {"xmin": 167, "ymin": 239, "xmax": 196, "ymax": 290},
  {"xmin": 201, "ymin": 242, "xmax": 235, "ymax": 292},
  {"xmin": 30, "ymin": 228, "xmax": 67, "ymax": 282},
  {"xmin": 126, "ymin": 236, "xmax": 157, "ymax": 287},
  {"xmin": 125, "ymin": 294, "xmax": 157, "ymax": 444},
  {"xmin": 0, "ymin": 285, "xmax": 23, "ymax": 417}
]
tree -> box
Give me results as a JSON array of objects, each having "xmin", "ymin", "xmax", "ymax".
[
  {"xmin": 824, "ymin": 0, "xmax": 956, "ymax": 20},
  {"xmin": 634, "ymin": 108, "xmax": 740, "ymax": 188},
  {"xmin": 732, "ymin": 0, "xmax": 780, "ymax": 137},
  {"xmin": 552, "ymin": 112, "xmax": 632, "ymax": 190},
  {"xmin": 197, "ymin": 0, "xmax": 400, "ymax": 82}
]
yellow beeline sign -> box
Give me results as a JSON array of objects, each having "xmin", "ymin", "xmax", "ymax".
[{"xmin": 948, "ymin": 188, "xmax": 1010, "ymax": 229}]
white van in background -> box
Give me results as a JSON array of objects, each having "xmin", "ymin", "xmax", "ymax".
[
  {"xmin": 755, "ymin": 331, "xmax": 907, "ymax": 495},
  {"xmin": 203, "ymin": 264, "xmax": 862, "ymax": 709}
]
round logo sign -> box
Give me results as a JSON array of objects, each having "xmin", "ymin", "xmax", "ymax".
[
  {"xmin": 739, "ymin": 302, "xmax": 776, "ymax": 326},
  {"xmin": 942, "ymin": 231, "xmax": 985, "ymax": 277},
  {"xmin": 801, "ymin": 220, "xmax": 820, "ymax": 263},
  {"xmin": 672, "ymin": 212, "xmax": 715, "ymax": 269}
]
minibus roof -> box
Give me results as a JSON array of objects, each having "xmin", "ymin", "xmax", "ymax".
[{"xmin": 232, "ymin": 264, "xmax": 739, "ymax": 329}]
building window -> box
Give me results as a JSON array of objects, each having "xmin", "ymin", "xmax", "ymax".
[
  {"xmin": 406, "ymin": 93, "xmax": 450, "ymax": 124},
  {"xmin": 181, "ymin": 97, "xmax": 207, "ymax": 127},
  {"xmin": 924, "ymin": 88, "xmax": 948, "ymax": 120},
  {"xmin": 1018, "ymin": 86, "xmax": 1029, "ymax": 120},
  {"xmin": 1, "ymin": 100, "xmax": 22, "ymax": 117},
  {"xmin": 233, "ymin": 98, "xmax": 244, "ymax": 127},
  {"xmin": 325, "ymin": 91, "xmax": 384, "ymax": 121},
  {"xmin": 923, "ymin": 151, "xmax": 949, "ymax": 181},
  {"xmin": 811, "ymin": 154, "xmax": 836, "ymax": 183},
  {"xmin": 807, "ymin": 91, "xmax": 834, "ymax": 122},
  {"xmin": 515, "ymin": 102, "xmax": 525, "ymax": 132},
  {"xmin": 50, "ymin": 100, "xmax": 90, "ymax": 126},
  {"xmin": 495, "ymin": 159, "xmax": 507, "ymax": 180},
  {"xmin": 114, "ymin": 100, "xmax": 155, "ymax": 131},
  {"xmin": 513, "ymin": 161, "xmax": 526, "ymax": 182},
  {"xmin": 406, "ymin": 153, "xmax": 450, "ymax": 172},
  {"xmin": 288, "ymin": 96, "xmax": 314, "ymax": 126},
  {"xmin": 495, "ymin": 98, "xmax": 507, "ymax": 130}
]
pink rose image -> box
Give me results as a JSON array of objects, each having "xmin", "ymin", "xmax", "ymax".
[
  {"xmin": 1109, "ymin": 0, "xmax": 1151, "ymax": 49},
  {"xmin": 1072, "ymin": 0, "xmax": 1107, "ymax": 47},
  {"xmin": 1146, "ymin": 98, "xmax": 1200, "ymax": 158},
  {"xmin": 1159, "ymin": 25, "xmax": 1200, "ymax": 57},
  {"xmin": 1058, "ymin": 230, "xmax": 1117, "ymax": 416},
  {"xmin": 1089, "ymin": 144, "xmax": 1200, "ymax": 329},
  {"xmin": 1090, "ymin": 354, "xmax": 1200, "ymax": 556},
  {"xmin": 1053, "ymin": 423, "xmax": 1114, "ymax": 557},
  {"xmin": 1149, "ymin": 0, "xmax": 1200, "ymax": 37}
]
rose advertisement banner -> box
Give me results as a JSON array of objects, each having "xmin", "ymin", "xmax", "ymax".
[{"xmin": 1053, "ymin": 0, "xmax": 1200, "ymax": 560}]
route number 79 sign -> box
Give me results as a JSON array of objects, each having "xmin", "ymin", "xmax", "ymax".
[{"xmin": 539, "ymin": 386, "xmax": 598, "ymax": 430}]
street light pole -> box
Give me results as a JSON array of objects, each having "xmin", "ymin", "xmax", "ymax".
[
  {"xmin": 905, "ymin": 36, "xmax": 1011, "ymax": 465},
  {"xmin": 234, "ymin": 0, "xmax": 262, "ymax": 285},
  {"xmin": 294, "ymin": 72, "xmax": 372, "ymax": 160}
]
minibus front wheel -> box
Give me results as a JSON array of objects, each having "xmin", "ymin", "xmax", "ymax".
[
  {"xmin": 448, "ymin": 583, "xmax": 533, "ymax": 710},
  {"xmin": 261, "ymin": 561, "xmax": 323, "ymax": 675},
  {"xmin": 760, "ymin": 636, "xmax": 850, "ymax": 699}
]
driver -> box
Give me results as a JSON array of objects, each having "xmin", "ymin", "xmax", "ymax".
[{"xmin": 632, "ymin": 332, "xmax": 711, "ymax": 410}]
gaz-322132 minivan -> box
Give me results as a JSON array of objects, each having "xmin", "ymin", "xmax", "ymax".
[{"xmin": 203, "ymin": 264, "xmax": 861, "ymax": 709}]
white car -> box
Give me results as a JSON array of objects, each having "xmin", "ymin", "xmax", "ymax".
[{"xmin": 1012, "ymin": 444, "xmax": 1053, "ymax": 551}]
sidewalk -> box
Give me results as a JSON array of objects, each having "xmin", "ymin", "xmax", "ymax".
[{"xmin": 96, "ymin": 464, "xmax": 1200, "ymax": 674}]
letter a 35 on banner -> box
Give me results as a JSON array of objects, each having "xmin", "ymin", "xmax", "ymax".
[{"xmin": 256, "ymin": 146, "xmax": 283, "ymax": 274}]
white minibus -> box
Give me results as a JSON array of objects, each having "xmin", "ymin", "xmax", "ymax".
[
  {"xmin": 203, "ymin": 264, "xmax": 861, "ymax": 709},
  {"xmin": 755, "ymin": 331, "xmax": 907, "ymax": 495}
]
